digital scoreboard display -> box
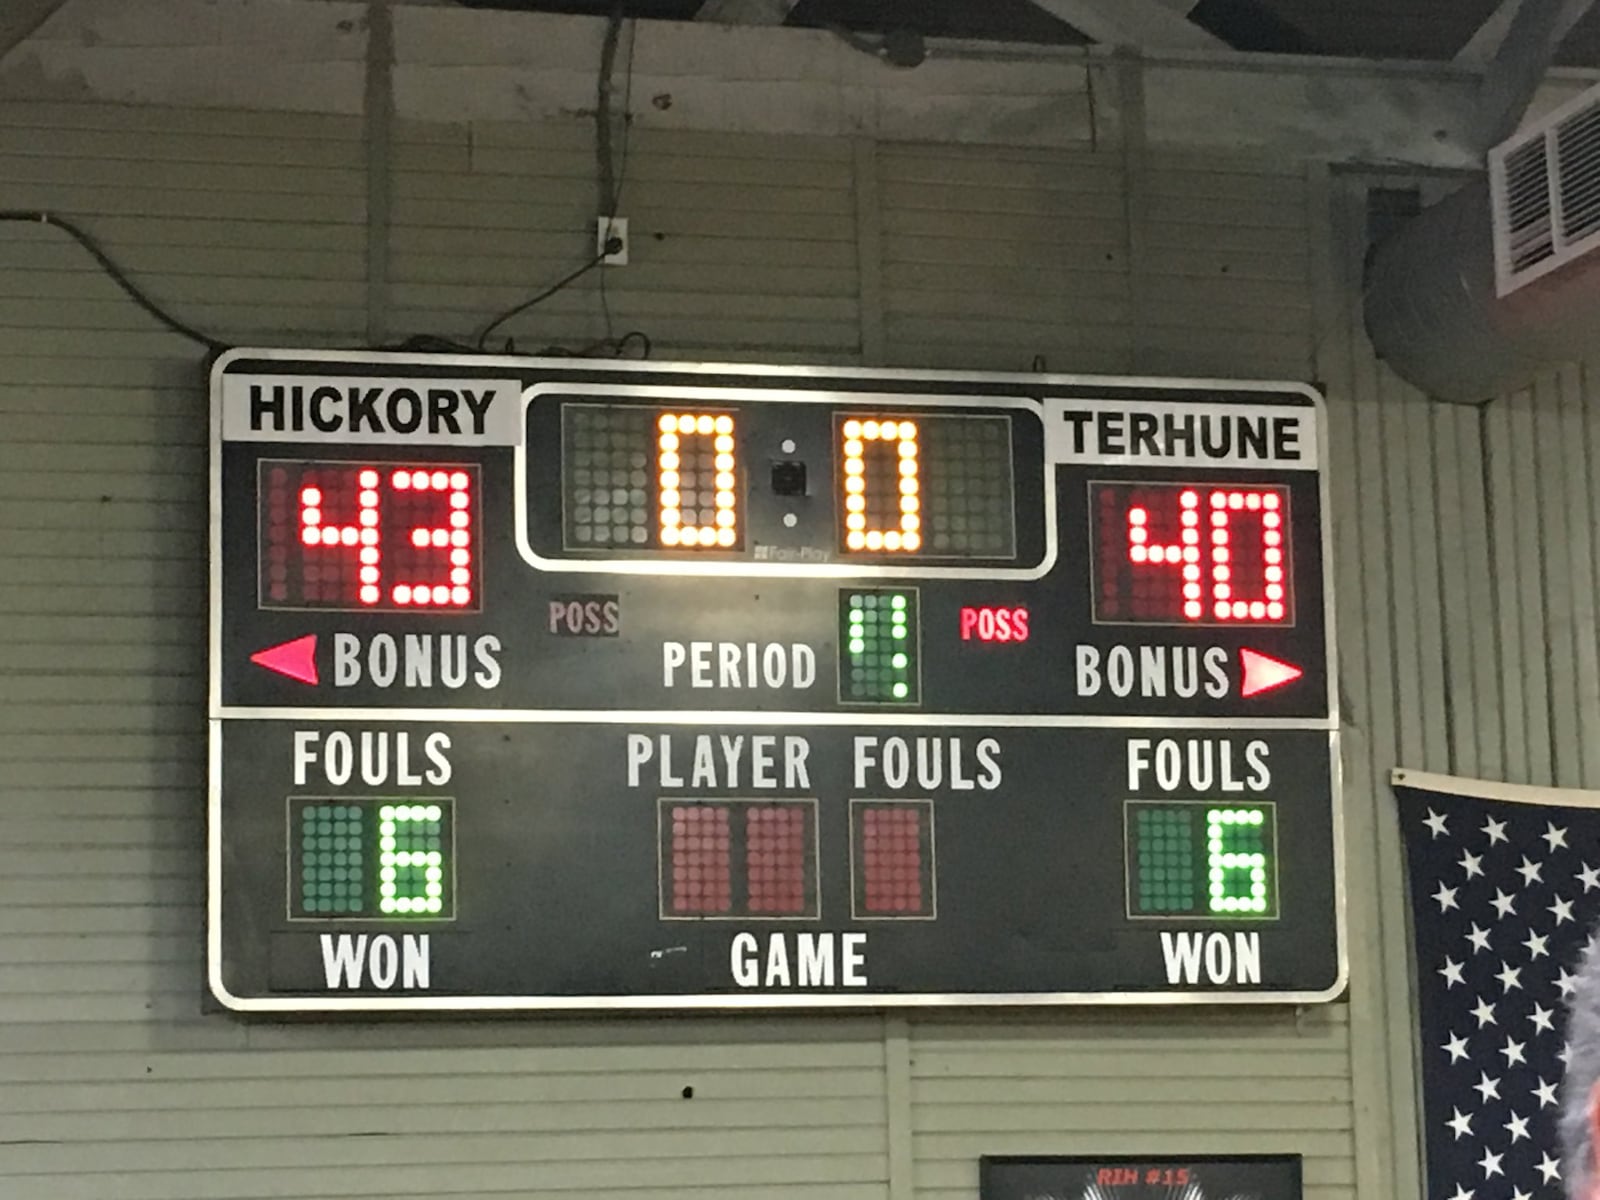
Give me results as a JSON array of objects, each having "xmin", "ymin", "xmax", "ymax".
[
  {"xmin": 259, "ymin": 462, "xmax": 480, "ymax": 610},
  {"xmin": 209, "ymin": 355, "xmax": 1343, "ymax": 1012},
  {"xmin": 981, "ymin": 1155, "xmax": 1302, "ymax": 1200},
  {"xmin": 1090, "ymin": 482, "xmax": 1292, "ymax": 624},
  {"xmin": 550, "ymin": 404, "xmax": 1021, "ymax": 560}
]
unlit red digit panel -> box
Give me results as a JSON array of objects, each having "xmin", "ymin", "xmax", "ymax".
[
  {"xmin": 852, "ymin": 801, "xmax": 935, "ymax": 919},
  {"xmin": 658, "ymin": 800, "xmax": 819, "ymax": 919}
]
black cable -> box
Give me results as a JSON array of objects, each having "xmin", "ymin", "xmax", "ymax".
[
  {"xmin": 612, "ymin": 329, "xmax": 650, "ymax": 358},
  {"xmin": 0, "ymin": 210, "xmax": 226, "ymax": 351},
  {"xmin": 389, "ymin": 333, "xmax": 481, "ymax": 355},
  {"xmin": 596, "ymin": 8, "xmax": 624, "ymax": 221},
  {"xmin": 612, "ymin": 16, "xmax": 638, "ymax": 213},
  {"xmin": 474, "ymin": 253, "xmax": 605, "ymax": 351},
  {"xmin": 472, "ymin": 7, "xmax": 644, "ymax": 357},
  {"xmin": 0, "ymin": 208, "xmax": 641, "ymax": 361},
  {"xmin": 0, "ymin": 27, "xmax": 645, "ymax": 358},
  {"xmin": 596, "ymin": 7, "xmax": 629, "ymax": 342},
  {"xmin": 603, "ymin": 21, "xmax": 639, "ymax": 339}
]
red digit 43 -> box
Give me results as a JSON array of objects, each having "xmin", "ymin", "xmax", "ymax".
[{"xmin": 298, "ymin": 465, "xmax": 474, "ymax": 608}]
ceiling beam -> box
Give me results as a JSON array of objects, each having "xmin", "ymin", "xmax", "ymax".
[
  {"xmin": 1456, "ymin": 0, "xmax": 1592, "ymax": 63},
  {"xmin": 1466, "ymin": 0, "xmax": 1600, "ymax": 149},
  {"xmin": 0, "ymin": 0, "xmax": 72, "ymax": 63},
  {"xmin": 696, "ymin": 0, "xmax": 798, "ymax": 23},
  {"xmin": 1023, "ymin": 0, "xmax": 1225, "ymax": 50}
]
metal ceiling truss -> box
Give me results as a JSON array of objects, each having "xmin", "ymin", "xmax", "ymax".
[
  {"xmin": 696, "ymin": 0, "xmax": 1218, "ymax": 47},
  {"xmin": 696, "ymin": 0, "xmax": 798, "ymax": 23},
  {"xmin": 1456, "ymin": 0, "xmax": 1594, "ymax": 63},
  {"xmin": 1022, "ymin": 0, "xmax": 1224, "ymax": 50},
  {"xmin": 0, "ymin": 0, "xmax": 71, "ymax": 63},
  {"xmin": 1459, "ymin": 0, "xmax": 1600, "ymax": 150}
]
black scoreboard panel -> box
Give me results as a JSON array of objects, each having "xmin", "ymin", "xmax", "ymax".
[{"xmin": 210, "ymin": 352, "xmax": 1344, "ymax": 1012}]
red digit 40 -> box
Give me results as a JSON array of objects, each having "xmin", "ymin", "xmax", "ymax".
[{"xmin": 1127, "ymin": 487, "xmax": 1287, "ymax": 622}]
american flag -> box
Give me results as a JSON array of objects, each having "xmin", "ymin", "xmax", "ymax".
[{"xmin": 1396, "ymin": 778, "xmax": 1600, "ymax": 1200}]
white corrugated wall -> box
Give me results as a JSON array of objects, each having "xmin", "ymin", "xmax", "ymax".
[{"xmin": 2, "ymin": 67, "xmax": 1592, "ymax": 1200}]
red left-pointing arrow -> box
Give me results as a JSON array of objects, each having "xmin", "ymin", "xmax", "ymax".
[{"xmin": 250, "ymin": 634, "xmax": 319, "ymax": 685}]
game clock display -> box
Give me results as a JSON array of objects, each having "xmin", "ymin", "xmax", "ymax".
[
  {"xmin": 555, "ymin": 403, "xmax": 1014, "ymax": 558},
  {"xmin": 521, "ymin": 391, "xmax": 1049, "ymax": 573}
]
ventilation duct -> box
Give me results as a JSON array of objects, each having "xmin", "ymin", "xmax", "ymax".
[{"xmin": 1364, "ymin": 81, "xmax": 1600, "ymax": 404}]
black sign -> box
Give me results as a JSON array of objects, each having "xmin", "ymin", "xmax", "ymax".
[
  {"xmin": 209, "ymin": 351, "xmax": 1344, "ymax": 1012},
  {"xmin": 981, "ymin": 1155, "xmax": 1302, "ymax": 1200}
]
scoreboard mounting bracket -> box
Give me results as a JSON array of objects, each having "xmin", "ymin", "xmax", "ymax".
[{"xmin": 209, "ymin": 350, "xmax": 1345, "ymax": 1014}]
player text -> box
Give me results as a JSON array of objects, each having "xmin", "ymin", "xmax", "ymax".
[{"xmin": 626, "ymin": 733, "xmax": 812, "ymax": 789}]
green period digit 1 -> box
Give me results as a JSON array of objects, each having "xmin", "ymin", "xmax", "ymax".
[
  {"xmin": 839, "ymin": 589, "xmax": 918, "ymax": 704},
  {"xmin": 1206, "ymin": 807, "xmax": 1270, "ymax": 915}
]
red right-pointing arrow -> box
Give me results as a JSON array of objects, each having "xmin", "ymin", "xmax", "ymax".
[
  {"xmin": 250, "ymin": 634, "xmax": 319, "ymax": 685},
  {"xmin": 1240, "ymin": 647, "xmax": 1303, "ymax": 697}
]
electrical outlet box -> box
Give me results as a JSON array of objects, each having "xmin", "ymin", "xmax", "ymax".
[{"xmin": 597, "ymin": 216, "xmax": 629, "ymax": 266}]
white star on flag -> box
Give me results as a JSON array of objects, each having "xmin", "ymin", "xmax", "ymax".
[
  {"xmin": 1471, "ymin": 997, "xmax": 1498, "ymax": 1028},
  {"xmin": 1542, "ymin": 823, "xmax": 1568, "ymax": 851}
]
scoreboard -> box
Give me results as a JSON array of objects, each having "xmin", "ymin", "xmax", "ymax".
[
  {"xmin": 980, "ymin": 1155, "xmax": 1302, "ymax": 1200},
  {"xmin": 208, "ymin": 351, "xmax": 1345, "ymax": 1012}
]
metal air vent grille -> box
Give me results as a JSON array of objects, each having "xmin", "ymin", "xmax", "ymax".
[{"xmin": 1491, "ymin": 81, "xmax": 1600, "ymax": 296}]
